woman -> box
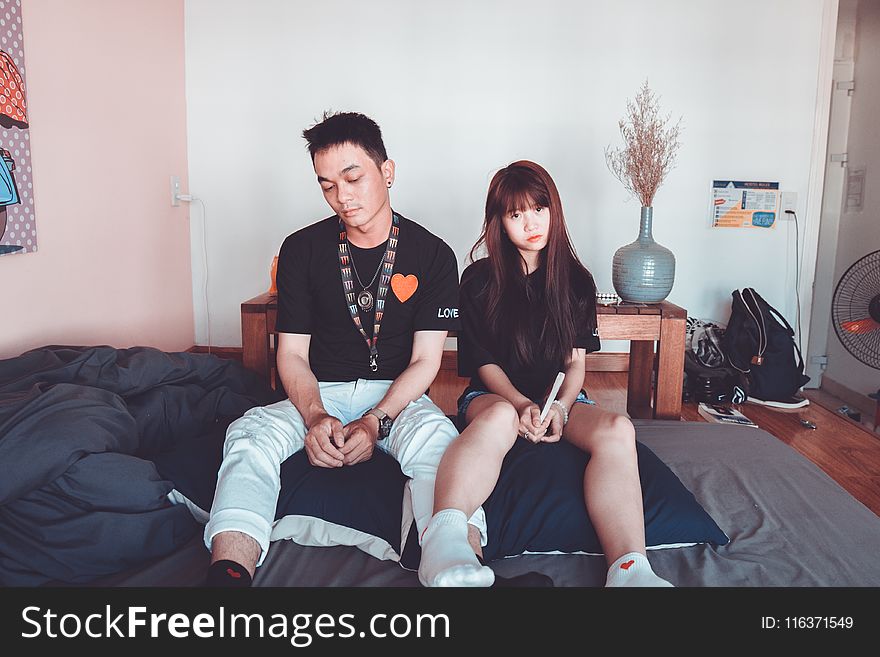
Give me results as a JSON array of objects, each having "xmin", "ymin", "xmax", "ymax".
[{"xmin": 418, "ymin": 160, "xmax": 672, "ymax": 587}]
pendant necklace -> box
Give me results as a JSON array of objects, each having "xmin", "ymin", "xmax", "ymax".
[
  {"xmin": 347, "ymin": 241, "xmax": 385, "ymax": 312},
  {"xmin": 336, "ymin": 214, "xmax": 399, "ymax": 371}
]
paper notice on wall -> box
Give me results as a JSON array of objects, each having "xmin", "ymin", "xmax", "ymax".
[{"xmin": 711, "ymin": 180, "xmax": 779, "ymax": 228}]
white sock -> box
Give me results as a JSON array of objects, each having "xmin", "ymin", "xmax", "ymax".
[
  {"xmin": 605, "ymin": 552, "xmax": 674, "ymax": 587},
  {"xmin": 418, "ymin": 509, "xmax": 495, "ymax": 587}
]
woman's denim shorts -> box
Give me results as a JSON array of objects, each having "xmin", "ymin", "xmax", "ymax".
[{"xmin": 456, "ymin": 387, "xmax": 595, "ymax": 427}]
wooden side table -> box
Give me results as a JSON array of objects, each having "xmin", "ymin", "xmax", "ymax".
[
  {"xmin": 595, "ymin": 301, "xmax": 686, "ymax": 420},
  {"xmin": 241, "ymin": 292, "xmax": 278, "ymax": 382},
  {"xmin": 241, "ymin": 293, "xmax": 686, "ymax": 420}
]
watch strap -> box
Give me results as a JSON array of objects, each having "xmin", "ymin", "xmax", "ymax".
[{"xmin": 363, "ymin": 407, "xmax": 392, "ymax": 439}]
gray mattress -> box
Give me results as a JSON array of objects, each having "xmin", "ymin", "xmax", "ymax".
[{"xmin": 101, "ymin": 419, "xmax": 880, "ymax": 587}]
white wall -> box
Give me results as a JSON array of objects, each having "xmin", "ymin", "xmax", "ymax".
[
  {"xmin": 823, "ymin": 0, "xmax": 880, "ymax": 393},
  {"xmin": 184, "ymin": 0, "xmax": 829, "ymax": 348}
]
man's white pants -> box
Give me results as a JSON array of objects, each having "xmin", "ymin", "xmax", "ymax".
[{"xmin": 204, "ymin": 379, "xmax": 487, "ymax": 566}]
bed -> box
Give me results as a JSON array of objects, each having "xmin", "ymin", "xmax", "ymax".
[
  {"xmin": 100, "ymin": 419, "xmax": 880, "ymax": 588},
  {"xmin": 3, "ymin": 346, "xmax": 880, "ymax": 587}
]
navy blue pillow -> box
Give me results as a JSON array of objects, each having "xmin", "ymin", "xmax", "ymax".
[
  {"xmin": 270, "ymin": 450, "xmax": 409, "ymax": 560},
  {"xmin": 155, "ymin": 420, "xmax": 411, "ymax": 561},
  {"xmin": 480, "ymin": 438, "xmax": 729, "ymax": 561},
  {"xmin": 159, "ymin": 421, "xmax": 726, "ymax": 566}
]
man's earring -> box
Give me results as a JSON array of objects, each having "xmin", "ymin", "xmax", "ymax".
[{"xmin": 387, "ymin": 181, "xmax": 392, "ymax": 187}]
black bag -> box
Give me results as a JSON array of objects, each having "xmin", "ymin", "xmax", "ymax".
[
  {"xmin": 721, "ymin": 288, "xmax": 810, "ymax": 402},
  {"xmin": 683, "ymin": 318, "xmax": 744, "ymax": 403},
  {"xmin": 684, "ymin": 350, "xmax": 743, "ymax": 404},
  {"xmin": 686, "ymin": 317, "xmax": 727, "ymax": 368}
]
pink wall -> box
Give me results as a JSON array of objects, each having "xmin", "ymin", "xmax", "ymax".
[{"xmin": 0, "ymin": 0, "xmax": 192, "ymax": 359}]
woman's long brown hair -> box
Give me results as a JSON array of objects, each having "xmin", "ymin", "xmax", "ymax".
[{"xmin": 467, "ymin": 160, "xmax": 597, "ymax": 370}]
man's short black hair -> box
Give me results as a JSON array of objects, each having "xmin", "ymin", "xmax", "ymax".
[{"xmin": 302, "ymin": 111, "xmax": 388, "ymax": 168}]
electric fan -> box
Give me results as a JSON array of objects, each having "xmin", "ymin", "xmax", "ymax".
[{"xmin": 832, "ymin": 250, "xmax": 880, "ymax": 369}]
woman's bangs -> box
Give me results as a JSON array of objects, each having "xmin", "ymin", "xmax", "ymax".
[{"xmin": 495, "ymin": 174, "xmax": 549, "ymax": 218}]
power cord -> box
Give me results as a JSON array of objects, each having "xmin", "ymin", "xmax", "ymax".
[
  {"xmin": 177, "ymin": 194, "xmax": 211, "ymax": 355},
  {"xmin": 785, "ymin": 209, "xmax": 802, "ymax": 353}
]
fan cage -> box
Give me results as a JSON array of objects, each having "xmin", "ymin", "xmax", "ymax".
[{"xmin": 832, "ymin": 250, "xmax": 880, "ymax": 370}]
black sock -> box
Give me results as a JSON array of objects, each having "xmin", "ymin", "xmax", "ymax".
[
  {"xmin": 206, "ymin": 559, "xmax": 253, "ymax": 588},
  {"xmin": 476, "ymin": 556, "xmax": 554, "ymax": 588}
]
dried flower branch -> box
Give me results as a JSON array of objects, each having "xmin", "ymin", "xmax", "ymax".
[{"xmin": 605, "ymin": 80, "xmax": 682, "ymax": 207}]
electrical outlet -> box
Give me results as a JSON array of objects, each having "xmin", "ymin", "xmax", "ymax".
[
  {"xmin": 170, "ymin": 175, "xmax": 181, "ymax": 207},
  {"xmin": 781, "ymin": 191, "xmax": 797, "ymax": 215}
]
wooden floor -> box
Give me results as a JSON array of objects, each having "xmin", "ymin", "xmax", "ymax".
[{"xmin": 431, "ymin": 369, "xmax": 880, "ymax": 517}]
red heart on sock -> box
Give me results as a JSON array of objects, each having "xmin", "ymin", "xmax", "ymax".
[
  {"xmin": 620, "ymin": 560, "xmax": 635, "ymax": 570},
  {"xmin": 226, "ymin": 568, "xmax": 241, "ymax": 579}
]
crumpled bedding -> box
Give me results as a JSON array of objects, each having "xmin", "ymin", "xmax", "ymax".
[{"xmin": 0, "ymin": 345, "xmax": 280, "ymax": 585}]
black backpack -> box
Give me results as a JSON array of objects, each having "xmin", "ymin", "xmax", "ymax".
[{"xmin": 721, "ymin": 288, "xmax": 810, "ymax": 402}]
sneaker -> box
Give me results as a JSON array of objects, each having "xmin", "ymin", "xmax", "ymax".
[{"xmin": 745, "ymin": 394, "xmax": 810, "ymax": 410}]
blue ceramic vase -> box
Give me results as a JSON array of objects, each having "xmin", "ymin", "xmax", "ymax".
[{"xmin": 612, "ymin": 206, "xmax": 675, "ymax": 303}]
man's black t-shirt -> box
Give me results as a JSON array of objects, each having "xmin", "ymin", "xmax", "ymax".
[
  {"xmin": 457, "ymin": 259, "xmax": 601, "ymax": 401},
  {"xmin": 275, "ymin": 213, "xmax": 460, "ymax": 381}
]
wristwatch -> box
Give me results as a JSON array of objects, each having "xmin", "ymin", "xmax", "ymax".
[{"xmin": 363, "ymin": 407, "xmax": 393, "ymax": 440}]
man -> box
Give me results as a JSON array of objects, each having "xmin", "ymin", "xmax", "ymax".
[{"xmin": 204, "ymin": 111, "xmax": 492, "ymax": 587}]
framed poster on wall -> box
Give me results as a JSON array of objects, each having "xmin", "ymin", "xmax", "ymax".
[
  {"xmin": 0, "ymin": 0, "xmax": 32, "ymax": 257},
  {"xmin": 710, "ymin": 180, "xmax": 780, "ymax": 229}
]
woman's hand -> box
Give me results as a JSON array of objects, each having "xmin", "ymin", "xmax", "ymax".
[
  {"xmin": 515, "ymin": 400, "xmax": 550, "ymax": 443},
  {"xmin": 539, "ymin": 404, "xmax": 565, "ymax": 443}
]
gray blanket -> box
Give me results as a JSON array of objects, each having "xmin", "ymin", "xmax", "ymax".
[
  {"xmin": 247, "ymin": 420, "xmax": 880, "ymax": 587},
  {"xmin": 0, "ymin": 345, "xmax": 279, "ymax": 585},
  {"xmin": 89, "ymin": 419, "xmax": 880, "ymax": 587}
]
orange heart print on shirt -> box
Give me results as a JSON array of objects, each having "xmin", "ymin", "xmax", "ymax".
[{"xmin": 391, "ymin": 273, "xmax": 418, "ymax": 302}]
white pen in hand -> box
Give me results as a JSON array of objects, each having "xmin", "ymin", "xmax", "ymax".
[{"xmin": 539, "ymin": 372, "xmax": 566, "ymax": 423}]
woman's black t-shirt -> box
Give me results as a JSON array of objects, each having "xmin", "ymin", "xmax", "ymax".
[{"xmin": 457, "ymin": 259, "xmax": 600, "ymax": 401}]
